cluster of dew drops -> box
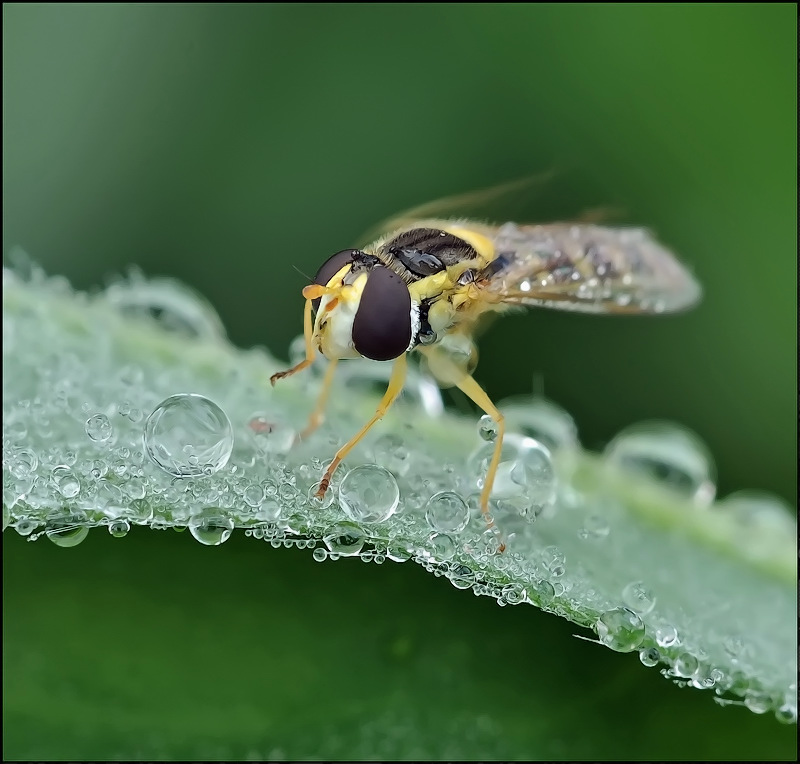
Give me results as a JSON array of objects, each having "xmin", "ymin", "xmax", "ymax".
[{"xmin": 2, "ymin": 266, "xmax": 796, "ymax": 723}]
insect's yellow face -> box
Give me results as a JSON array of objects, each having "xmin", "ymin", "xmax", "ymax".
[{"xmin": 314, "ymin": 274, "xmax": 366, "ymax": 361}]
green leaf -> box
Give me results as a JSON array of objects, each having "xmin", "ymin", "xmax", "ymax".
[{"xmin": 3, "ymin": 266, "xmax": 797, "ymax": 759}]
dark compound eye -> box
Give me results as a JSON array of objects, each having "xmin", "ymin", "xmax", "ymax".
[
  {"xmin": 352, "ymin": 266, "xmax": 412, "ymax": 361},
  {"xmin": 312, "ymin": 249, "xmax": 360, "ymax": 312}
]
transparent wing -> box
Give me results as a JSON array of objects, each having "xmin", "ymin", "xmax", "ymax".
[{"xmin": 478, "ymin": 223, "xmax": 702, "ymax": 314}]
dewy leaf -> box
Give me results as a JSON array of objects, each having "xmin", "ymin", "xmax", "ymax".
[{"xmin": 2, "ymin": 264, "xmax": 797, "ymax": 729}]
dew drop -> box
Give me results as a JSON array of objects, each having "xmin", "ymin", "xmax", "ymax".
[
  {"xmin": 338, "ymin": 464, "xmax": 399, "ymax": 523},
  {"xmin": 655, "ymin": 624, "xmax": 679, "ymax": 648},
  {"xmin": 46, "ymin": 522, "xmax": 89, "ymax": 548},
  {"xmin": 51, "ymin": 466, "xmax": 81, "ymax": 498},
  {"xmin": 775, "ymin": 703, "xmax": 797, "ymax": 724},
  {"xmin": 604, "ymin": 421, "xmax": 716, "ymax": 505},
  {"xmin": 371, "ymin": 433, "xmax": 411, "ymax": 477},
  {"xmin": 673, "ymin": 653, "xmax": 699, "ymax": 677},
  {"xmin": 312, "ymin": 547, "xmax": 328, "ymax": 562},
  {"xmin": 448, "ymin": 564, "xmax": 476, "ymax": 590},
  {"xmin": 189, "ymin": 509, "xmax": 234, "ymax": 545},
  {"xmin": 424, "ymin": 491, "xmax": 469, "ymax": 534},
  {"xmin": 596, "ymin": 607, "xmax": 645, "ymax": 652},
  {"xmin": 717, "ymin": 490, "xmax": 797, "ymax": 534},
  {"xmin": 144, "ymin": 393, "xmax": 233, "ymax": 478},
  {"xmin": 85, "ymin": 413, "xmax": 113, "ymax": 443},
  {"xmin": 639, "ymin": 647, "xmax": 661, "ymax": 667},
  {"xmin": 477, "ymin": 414, "xmax": 498, "ymax": 442},
  {"xmin": 108, "ymin": 519, "xmax": 131, "ymax": 538},
  {"xmin": 744, "ymin": 690, "xmax": 771, "ymax": 714},
  {"xmin": 243, "ymin": 484, "xmax": 265, "ymax": 508},
  {"xmin": 425, "ymin": 532, "xmax": 456, "ymax": 561},
  {"xmin": 386, "ymin": 542, "xmax": 413, "ymax": 563},
  {"xmin": 307, "ymin": 482, "xmax": 335, "ymax": 509},
  {"xmin": 498, "ymin": 395, "xmax": 580, "ymax": 455},
  {"xmin": 323, "ymin": 522, "xmax": 366, "ymax": 556},
  {"xmin": 622, "ymin": 581, "xmax": 657, "ymax": 615}
]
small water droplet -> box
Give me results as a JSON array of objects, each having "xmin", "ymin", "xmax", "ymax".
[
  {"xmin": 775, "ymin": 703, "xmax": 797, "ymax": 724},
  {"xmin": 307, "ymin": 482, "xmax": 335, "ymax": 509},
  {"xmin": 108, "ymin": 519, "xmax": 131, "ymax": 538},
  {"xmin": 144, "ymin": 393, "xmax": 233, "ymax": 478},
  {"xmin": 8, "ymin": 448, "xmax": 38, "ymax": 480},
  {"xmin": 312, "ymin": 547, "xmax": 328, "ymax": 562},
  {"xmin": 477, "ymin": 414, "xmax": 498, "ymax": 442},
  {"xmin": 339, "ymin": 465, "xmax": 399, "ymax": 523},
  {"xmin": 425, "ymin": 532, "xmax": 456, "ymax": 561},
  {"xmin": 744, "ymin": 689, "xmax": 771, "ymax": 714},
  {"xmin": 656, "ymin": 624, "xmax": 679, "ymax": 648},
  {"xmin": 189, "ymin": 509, "xmax": 234, "ymax": 545},
  {"xmin": 622, "ymin": 581, "xmax": 656, "ymax": 614},
  {"xmin": 323, "ymin": 522, "xmax": 365, "ymax": 556},
  {"xmin": 639, "ymin": 647, "xmax": 661, "ymax": 667},
  {"xmin": 371, "ymin": 433, "xmax": 411, "ymax": 477},
  {"xmin": 386, "ymin": 542, "xmax": 413, "ymax": 563},
  {"xmin": 596, "ymin": 607, "xmax": 645, "ymax": 652},
  {"xmin": 243, "ymin": 484, "xmax": 265, "ymax": 508},
  {"xmin": 85, "ymin": 413, "xmax": 113, "ymax": 442},
  {"xmin": 673, "ymin": 653, "xmax": 698, "ymax": 677},
  {"xmin": 604, "ymin": 421, "xmax": 716, "ymax": 505},
  {"xmin": 424, "ymin": 491, "xmax": 469, "ymax": 534},
  {"xmin": 448, "ymin": 564, "xmax": 475, "ymax": 590},
  {"xmin": 51, "ymin": 466, "xmax": 81, "ymax": 498}
]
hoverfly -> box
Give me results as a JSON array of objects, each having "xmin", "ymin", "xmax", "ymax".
[{"xmin": 271, "ymin": 184, "xmax": 702, "ymax": 537}]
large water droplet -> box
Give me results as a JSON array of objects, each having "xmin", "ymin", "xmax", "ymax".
[
  {"xmin": 323, "ymin": 522, "xmax": 366, "ymax": 556},
  {"xmin": 338, "ymin": 465, "xmax": 399, "ymax": 523},
  {"xmin": 604, "ymin": 421, "xmax": 716, "ymax": 505},
  {"xmin": 622, "ymin": 581, "xmax": 657, "ymax": 614},
  {"xmin": 85, "ymin": 413, "xmax": 113, "ymax": 443},
  {"xmin": 425, "ymin": 491, "xmax": 469, "ymax": 534},
  {"xmin": 46, "ymin": 522, "xmax": 89, "ymax": 548},
  {"xmin": 144, "ymin": 393, "xmax": 233, "ymax": 478},
  {"xmin": 498, "ymin": 395, "xmax": 580, "ymax": 455},
  {"xmin": 189, "ymin": 509, "xmax": 234, "ymax": 545},
  {"xmin": 596, "ymin": 607, "xmax": 645, "ymax": 652}
]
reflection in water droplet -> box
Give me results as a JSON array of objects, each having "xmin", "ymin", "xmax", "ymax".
[
  {"xmin": 144, "ymin": 393, "xmax": 233, "ymax": 478},
  {"xmin": 425, "ymin": 491, "xmax": 469, "ymax": 534},
  {"xmin": 339, "ymin": 465, "xmax": 399, "ymax": 523},
  {"xmin": 622, "ymin": 581, "xmax": 657, "ymax": 614},
  {"xmin": 85, "ymin": 413, "xmax": 113, "ymax": 442},
  {"xmin": 604, "ymin": 421, "xmax": 716, "ymax": 505},
  {"xmin": 596, "ymin": 607, "xmax": 645, "ymax": 652},
  {"xmin": 323, "ymin": 522, "xmax": 365, "ymax": 556},
  {"xmin": 639, "ymin": 647, "xmax": 661, "ymax": 667},
  {"xmin": 189, "ymin": 509, "xmax": 234, "ymax": 545}
]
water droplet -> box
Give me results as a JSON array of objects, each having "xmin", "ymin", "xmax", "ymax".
[
  {"xmin": 247, "ymin": 414, "xmax": 295, "ymax": 454},
  {"xmin": 604, "ymin": 421, "xmax": 716, "ymax": 505},
  {"xmin": 312, "ymin": 547, "xmax": 328, "ymax": 562},
  {"xmin": 596, "ymin": 607, "xmax": 645, "ymax": 652},
  {"xmin": 656, "ymin": 624, "xmax": 679, "ymax": 647},
  {"xmin": 8, "ymin": 448, "xmax": 38, "ymax": 479},
  {"xmin": 323, "ymin": 522, "xmax": 365, "ymax": 556},
  {"xmin": 542, "ymin": 545, "xmax": 566, "ymax": 577},
  {"xmin": 46, "ymin": 522, "xmax": 89, "ymax": 548},
  {"xmin": 307, "ymin": 482, "xmax": 335, "ymax": 509},
  {"xmin": 371, "ymin": 433, "xmax": 411, "ymax": 477},
  {"xmin": 477, "ymin": 415, "xmax": 498, "ymax": 442},
  {"xmin": 51, "ymin": 466, "xmax": 81, "ymax": 498},
  {"xmin": 673, "ymin": 653, "xmax": 698, "ymax": 677},
  {"xmin": 448, "ymin": 564, "xmax": 475, "ymax": 590},
  {"xmin": 717, "ymin": 490, "xmax": 797, "ymax": 534},
  {"xmin": 108, "ymin": 519, "xmax": 131, "ymax": 538},
  {"xmin": 578, "ymin": 514, "xmax": 609, "ymax": 540},
  {"xmin": 498, "ymin": 395, "xmax": 580, "ymax": 455},
  {"xmin": 256, "ymin": 498, "xmax": 282, "ymax": 523},
  {"xmin": 386, "ymin": 542, "xmax": 413, "ymax": 563},
  {"xmin": 425, "ymin": 532, "xmax": 456, "ymax": 561},
  {"xmin": 508, "ymin": 440, "xmax": 556, "ymax": 516},
  {"xmin": 85, "ymin": 413, "xmax": 113, "ymax": 442},
  {"xmin": 775, "ymin": 703, "xmax": 797, "ymax": 724},
  {"xmin": 339, "ymin": 465, "xmax": 399, "ymax": 523},
  {"xmin": 243, "ymin": 484, "xmax": 265, "ymax": 508},
  {"xmin": 424, "ymin": 491, "xmax": 469, "ymax": 534},
  {"xmin": 189, "ymin": 509, "xmax": 234, "ymax": 545},
  {"xmin": 639, "ymin": 647, "xmax": 661, "ymax": 667},
  {"xmin": 622, "ymin": 581, "xmax": 656, "ymax": 614},
  {"xmin": 744, "ymin": 689, "xmax": 771, "ymax": 714},
  {"xmin": 144, "ymin": 394, "xmax": 233, "ymax": 478}
]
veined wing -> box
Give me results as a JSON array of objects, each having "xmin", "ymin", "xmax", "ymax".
[{"xmin": 478, "ymin": 223, "xmax": 702, "ymax": 314}]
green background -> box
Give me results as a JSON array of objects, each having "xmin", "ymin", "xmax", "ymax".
[{"xmin": 3, "ymin": 4, "xmax": 796, "ymax": 760}]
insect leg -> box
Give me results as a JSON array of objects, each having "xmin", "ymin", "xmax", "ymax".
[
  {"xmin": 270, "ymin": 296, "xmax": 316, "ymax": 385},
  {"xmin": 316, "ymin": 353, "xmax": 408, "ymax": 498},
  {"xmin": 297, "ymin": 358, "xmax": 339, "ymax": 440}
]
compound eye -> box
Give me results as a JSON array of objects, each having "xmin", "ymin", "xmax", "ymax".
[
  {"xmin": 312, "ymin": 249, "xmax": 359, "ymax": 312},
  {"xmin": 352, "ymin": 266, "xmax": 412, "ymax": 361}
]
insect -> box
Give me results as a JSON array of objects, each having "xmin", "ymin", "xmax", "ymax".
[{"xmin": 270, "ymin": 187, "xmax": 702, "ymax": 538}]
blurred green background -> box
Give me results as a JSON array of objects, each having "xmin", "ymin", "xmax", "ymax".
[{"xmin": 3, "ymin": 4, "xmax": 797, "ymax": 760}]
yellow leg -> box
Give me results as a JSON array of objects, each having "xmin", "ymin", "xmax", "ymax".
[
  {"xmin": 297, "ymin": 358, "xmax": 339, "ymax": 441},
  {"xmin": 270, "ymin": 296, "xmax": 316, "ymax": 385},
  {"xmin": 316, "ymin": 354, "xmax": 407, "ymax": 497}
]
